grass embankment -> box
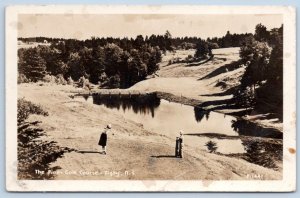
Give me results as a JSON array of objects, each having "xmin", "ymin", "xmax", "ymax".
[{"xmin": 18, "ymin": 83, "xmax": 282, "ymax": 180}]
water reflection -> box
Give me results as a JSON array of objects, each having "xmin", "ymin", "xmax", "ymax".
[
  {"xmin": 194, "ymin": 107, "xmax": 210, "ymax": 123},
  {"xmin": 92, "ymin": 94, "xmax": 160, "ymax": 118},
  {"xmin": 83, "ymin": 94, "xmax": 90, "ymax": 101},
  {"xmin": 90, "ymin": 94, "xmax": 282, "ymax": 139},
  {"xmin": 231, "ymin": 119, "xmax": 282, "ymax": 139}
]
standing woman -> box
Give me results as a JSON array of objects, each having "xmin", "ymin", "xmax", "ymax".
[
  {"xmin": 98, "ymin": 124, "xmax": 112, "ymax": 155},
  {"xmin": 178, "ymin": 130, "xmax": 184, "ymax": 158},
  {"xmin": 175, "ymin": 130, "xmax": 184, "ymax": 158}
]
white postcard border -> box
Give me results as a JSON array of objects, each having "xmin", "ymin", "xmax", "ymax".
[{"xmin": 5, "ymin": 5, "xmax": 296, "ymax": 192}]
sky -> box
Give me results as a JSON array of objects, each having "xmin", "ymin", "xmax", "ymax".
[{"xmin": 18, "ymin": 14, "xmax": 283, "ymax": 40}]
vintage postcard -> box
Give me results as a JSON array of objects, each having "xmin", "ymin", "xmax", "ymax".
[{"xmin": 6, "ymin": 5, "xmax": 296, "ymax": 191}]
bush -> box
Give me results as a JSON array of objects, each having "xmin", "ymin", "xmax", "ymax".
[
  {"xmin": 242, "ymin": 140, "xmax": 277, "ymax": 169},
  {"xmin": 17, "ymin": 98, "xmax": 74, "ymax": 179},
  {"xmin": 42, "ymin": 74, "xmax": 56, "ymax": 83},
  {"xmin": 98, "ymin": 72, "xmax": 108, "ymax": 86},
  {"xmin": 185, "ymin": 54, "xmax": 194, "ymax": 63},
  {"xmin": 67, "ymin": 76, "xmax": 74, "ymax": 85},
  {"xmin": 208, "ymin": 42, "xmax": 219, "ymax": 49},
  {"xmin": 17, "ymin": 98, "xmax": 48, "ymax": 124},
  {"xmin": 78, "ymin": 76, "xmax": 90, "ymax": 88},
  {"xmin": 77, "ymin": 76, "xmax": 85, "ymax": 87},
  {"xmin": 205, "ymin": 140, "xmax": 218, "ymax": 153},
  {"xmin": 55, "ymin": 74, "xmax": 67, "ymax": 85},
  {"xmin": 180, "ymin": 42, "xmax": 196, "ymax": 50},
  {"xmin": 42, "ymin": 74, "xmax": 67, "ymax": 85},
  {"xmin": 18, "ymin": 73, "xmax": 30, "ymax": 84},
  {"xmin": 109, "ymin": 74, "xmax": 121, "ymax": 88},
  {"xmin": 195, "ymin": 40, "xmax": 211, "ymax": 59}
]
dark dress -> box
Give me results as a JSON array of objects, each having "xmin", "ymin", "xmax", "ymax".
[
  {"xmin": 98, "ymin": 132, "xmax": 107, "ymax": 146},
  {"xmin": 175, "ymin": 137, "xmax": 183, "ymax": 158}
]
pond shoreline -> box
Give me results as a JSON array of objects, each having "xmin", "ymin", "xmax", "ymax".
[
  {"xmin": 156, "ymin": 91, "xmax": 283, "ymax": 135},
  {"xmin": 73, "ymin": 89, "xmax": 283, "ymax": 136}
]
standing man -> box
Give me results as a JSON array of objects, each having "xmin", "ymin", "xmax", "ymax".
[{"xmin": 98, "ymin": 124, "xmax": 112, "ymax": 155}]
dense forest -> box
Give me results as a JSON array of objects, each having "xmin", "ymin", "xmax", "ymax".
[
  {"xmin": 18, "ymin": 35, "xmax": 164, "ymax": 88},
  {"xmin": 17, "ymin": 30, "xmax": 251, "ymax": 88}
]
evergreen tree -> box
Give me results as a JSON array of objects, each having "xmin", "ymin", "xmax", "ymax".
[
  {"xmin": 254, "ymin": 23, "xmax": 270, "ymax": 42},
  {"xmin": 134, "ymin": 35, "xmax": 145, "ymax": 49},
  {"xmin": 164, "ymin": 30, "xmax": 173, "ymax": 51},
  {"xmin": 19, "ymin": 48, "xmax": 46, "ymax": 82},
  {"xmin": 205, "ymin": 140, "xmax": 218, "ymax": 153},
  {"xmin": 195, "ymin": 40, "xmax": 210, "ymax": 58}
]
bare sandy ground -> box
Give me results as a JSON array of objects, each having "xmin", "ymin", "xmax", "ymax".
[{"xmin": 18, "ymin": 82, "xmax": 281, "ymax": 180}]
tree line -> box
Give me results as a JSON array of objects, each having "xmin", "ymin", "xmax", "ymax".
[
  {"xmin": 18, "ymin": 30, "xmax": 252, "ymax": 88},
  {"xmin": 18, "ymin": 29, "xmax": 265, "ymax": 89},
  {"xmin": 207, "ymin": 31, "xmax": 253, "ymax": 48}
]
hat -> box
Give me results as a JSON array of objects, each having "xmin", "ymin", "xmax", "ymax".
[{"xmin": 106, "ymin": 124, "xmax": 112, "ymax": 129}]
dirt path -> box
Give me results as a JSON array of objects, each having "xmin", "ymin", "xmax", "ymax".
[{"xmin": 18, "ymin": 83, "xmax": 282, "ymax": 180}]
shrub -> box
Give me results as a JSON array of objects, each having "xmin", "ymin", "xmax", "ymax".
[
  {"xmin": 55, "ymin": 74, "xmax": 67, "ymax": 85},
  {"xmin": 78, "ymin": 76, "xmax": 90, "ymax": 88},
  {"xmin": 42, "ymin": 74, "xmax": 67, "ymax": 85},
  {"xmin": 17, "ymin": 98, "xmax": 74, "ymax": 179},
  {"xmin": 77, "ymin": 76, "xmax": 86, "ymax": 87},
  {"xmin": 205, "ymin": 140, "xmax": 218, "ymax": 153},
  {"xmin": 109, "ymin": 74, "xmax": 120, "ymax": 88},
  {"xmin": 242, "ymin": 140, "xmax": 277, "ymax": 169},
  {"xmin": 208, "ymin": 42, "xmax": 219, "ymax": 49},
  {"xmin": 180, "ymin": 42, "xmax": 196, "ymax": 50},
  {"xmin": 42, "ymin": 74, "xmax": 56, "ymax": 83},
  {"xmin": 98, "ymin": 72, "xmax": 108, "ymax": 86},
  {"xmin": 67, "ymin": 76, "xmax": 74, "ymax": 85},
  {"xmin": 18, "ymin": 73, "xmax": 30, "ymax": 84},
  {"xmin": 17, "ymin": 98, "xmax": 48, "ymax": 124},
  {"xmin": 195, "ymin": 40, "xmax": 211, "ymax": 59},
  {"xmin": 185, "ymin": 54, "xmax": 194, "ymax": 63},
  {"xmin": 234, "ymin": 87, "xmax": 255, "ymax": 108}
]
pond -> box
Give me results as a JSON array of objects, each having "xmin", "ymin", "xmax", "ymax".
[{"xmin": 76, "ymin": 94, "xmax": 282, "ymax": 165}]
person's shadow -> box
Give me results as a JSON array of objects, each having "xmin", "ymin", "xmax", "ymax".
[
  {"xmin": 77, "ymin": 150, "xmax": 104, "ymax": 154},
  {"xmin": 150, "ymin": 155, "xmax": 178, "ymax": 158}
]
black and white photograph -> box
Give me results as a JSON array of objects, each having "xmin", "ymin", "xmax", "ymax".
[{"xmin": 6, "ymin": 5, "xmax": 296, "ymax": 192}]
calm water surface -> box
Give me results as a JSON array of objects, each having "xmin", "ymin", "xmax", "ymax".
[{"xmin": 76, "ymin": 95, "xmax": 282, "ymax": 156}]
